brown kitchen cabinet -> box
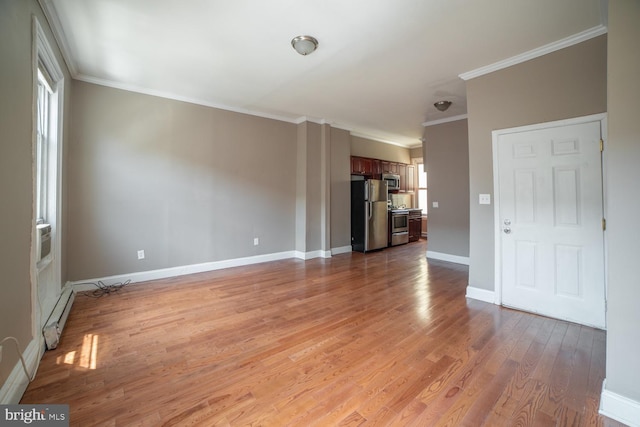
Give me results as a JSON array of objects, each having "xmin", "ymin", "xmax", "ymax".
[
  {"xmin": 408, "ymin": 209, "xmax": 422, "ymax": 242},
  {"xmin": 350, "ymin": 156, "xmax": 365, "ymax": 175},
  {"xmin": 405, "ymin": 165, "xmax": 415, "ymax": 193},
  {"xmin": 398, "ymin": 163, "xmax": 407, "ymax": 191},
  {"xmin": 351, "ymin": 156, "xmax": 374, "ymax": 176},
  {"xmin": 379, "ymin": 161, "xmax": 390, "ymax": 174},
  {"xmin": 380, "ymin": 161, "xmax": 399, "ymax": 174},
  {"xmin": 371, "ymin": 159, "xmax": 382, "ymax": 177},
  {"xmin": 352, "ymin": 156, "xmax": 415, "ymax": 190}
]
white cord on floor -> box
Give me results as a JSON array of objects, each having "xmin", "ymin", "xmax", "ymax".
[{"xmin": 0, "ymin": 336, "xmax": 35, "ymax": 382}]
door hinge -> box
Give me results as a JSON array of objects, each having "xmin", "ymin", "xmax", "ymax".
[
  {"xmin": 602, "ymin": 218, "xmax": 607, "ymax": 231},
  {"xmin": 600, "ymin": 139, "xmax": 604, "ymax": 152}
]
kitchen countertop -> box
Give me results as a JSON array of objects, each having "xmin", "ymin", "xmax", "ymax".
[{"xmin": 388, "ymin": 208, "xmax": 422, "ymax": 214}]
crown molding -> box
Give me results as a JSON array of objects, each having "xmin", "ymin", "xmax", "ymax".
[
  {"xmin": 318, "ymin": 123, "xmax": 415, "ymax": 148},
  {"xmin": 350, "ymin": 132, "xmax": 409, "ymax": 148},
  {"xmin": 38, "ymin": 0, "xmax": 78, "ymax": 77},
  {"xmin": 459, "ymin": 24, "xmax": 608, "ymax": 81},
  {"xmin": 329, "ymin": 123, "xmax": 353, "ymax": 133},
  {"xmin": 76, "ymin": 74, "xmax": 420, "ymax": 147},
  {"xmin": 294, "ymin": 116, "xmax": 328, "ymax": 125},
  {"xmin": 422, "ymin": 114, "xmax": 468, "ymax": 127},
  {"xmin": 75, "ymin": 74, "xmax": 306, "ymax": 124},
  {"xmin": 37, "ymin": 0, "xmax": 417, "ymax": 149}
]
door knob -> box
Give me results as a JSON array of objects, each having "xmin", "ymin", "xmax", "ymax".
[{"xmin": 503, "ymin": 227, "xmax": 511, "ymax": 234}]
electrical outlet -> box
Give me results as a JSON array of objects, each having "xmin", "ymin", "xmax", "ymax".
[
  {"xmin": 253, "ymin": 238, "xmax": 259, "ymax": 246},
  {"xmin": 432, "ymin": 201, "xmax": 439, "ymax": 208},
  {"xmin": 137, "ymin": 250, "xmax": 145, "ymax": 260}
]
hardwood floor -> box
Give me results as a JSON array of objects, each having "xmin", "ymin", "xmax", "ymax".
[{"xmin": 22, "ymin": 240, "xmax": 623, "ymax": 426}]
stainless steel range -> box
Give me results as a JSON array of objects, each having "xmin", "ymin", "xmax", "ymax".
[{"xmin": 390, "ymin": 209, "xmax": 409, "ymax": 246}]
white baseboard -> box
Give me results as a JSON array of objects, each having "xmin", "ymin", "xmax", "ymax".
[
  {"xmin": 600, "ymin": 380, "xmax": 640, "ymax": 426},
  {"xmin": 294, "ymin": 250, "xmax": 332, "ymax": 260},
  {"xmin": 465, "ymin": 286, "xmax": 497, "ymax": 304},
  {"xmin": 426, "ymin": 250, "xmax": 470, "ymax": 265},
  {"xmin": 70, "ymin": 250, "xmax": 297, "ymax": 291},
  {"xmin": 331, "ymin": 245, "xmax": 352, "ymax": 256},
  {"xmin": 0, "ymin": 338, "xmax": 43, "ymax": 404}
]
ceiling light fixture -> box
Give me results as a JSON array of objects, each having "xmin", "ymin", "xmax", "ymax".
[
  {"xmin": 291, "ymin": 35, "xmax": 318, "ymax": 56},
  {"xmin": 434, "ymin": 100, "xmax": 452, "ymax": 112}
]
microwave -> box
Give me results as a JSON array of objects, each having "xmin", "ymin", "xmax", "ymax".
[{"xmin": 382, "ymin": 173, "xmax": 400, "ymax": 191}]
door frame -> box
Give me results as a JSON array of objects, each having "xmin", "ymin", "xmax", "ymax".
[{"xmin": 491, "ymin": 113, "xmax": 608, "ymax": 317}]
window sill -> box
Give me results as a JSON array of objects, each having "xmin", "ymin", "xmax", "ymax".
[{"xmin": 37, "ymin": 254, "xmax": 53, "ymax": 273}]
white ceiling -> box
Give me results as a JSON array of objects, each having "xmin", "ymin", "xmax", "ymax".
[{"xmin": 41, "ymin": 0, "xmax": 606, "ymax": 147}]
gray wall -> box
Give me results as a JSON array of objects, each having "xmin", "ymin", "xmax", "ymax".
[
  {"xmin": 330, "ymin": 128, "xmax": 352, "ymax": 249},
  {"xmin": 69, "ymin": 81, "xmax": 298, "ymax": 280},
  {"xmin": 605, "ymin": 0, "xmax": 640, "ymax": 405},
  {"xmin": 0, "ymin": 0, "xmax": 71, "ymax": 386},
  {"xmin": 294, "ymin": 121, "xmax": 324, "ymax": 254},
  {"xmin": 424, "ymin": 119, "xmax": 470, "ymax": 257},
  {"xmin": 465, "ymin": 35, "xmax": 607, "ymax": 291},
  {"xmin": 350, "ymin": 135, "xmax": 410, "ymax": 164}
]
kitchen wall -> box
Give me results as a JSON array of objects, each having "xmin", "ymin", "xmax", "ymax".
[
  {"xmin": 350, "ymin": 135, "xmax": 411, "ymax": 164},
  {"xmin": 409, "ymin": 147, "xmax": 422, "ymax": 159},
  {"xmin": 69, "ymin": 81, "xmax": 298, "ymax": 280},
  {"xmin": 603, "ymin": 0, "xmax": 640, "ymax": 416},
  {"xmin": 424, "ymin": 119, "xmax": 470, "ymax": 259},
  {"xmin": 465, "ymin": 35, "xmax": 607, "ymax": 292},
  {"xmin": 0, "ymin": 0, "xmax": 71, "ymax": 397}
]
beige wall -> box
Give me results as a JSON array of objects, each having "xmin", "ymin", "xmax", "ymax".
[
  {"xmin": 69, "ymin": 81, "xmax": 298, "ymax": 280},
  {"xmin": 409, "ymin": 147, "xmax": 423, "ymax": 159},
  {"xmin": 0, "ymin": 0, "xmax": 71, "ymax": 391},
  {"xmin": 424, "ymin": 119, "xmax": 470, "ymax": 257},
  {"xmin": 350, "ymin": 135, "xmax": 411, "ymax": 164},
  {"xmin": 465, "ymin": 35, "xmax": 607, "ymax": 291},
  {"xmin": 604, "ymin": 0, "xmax": 640, "ymax": 407}
]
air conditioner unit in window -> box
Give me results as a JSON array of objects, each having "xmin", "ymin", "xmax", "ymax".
[{"xmin": 36, "ymin": 223, "xmax": 52, "ymax": 262}]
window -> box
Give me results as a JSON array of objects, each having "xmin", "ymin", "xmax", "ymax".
[
  {"xmin": 36, "ymin": 66, "xmax": 54, "ymax": 224},
  {"xmin": 33, "ymin": 16, "xmax": 64, "ymax": 270},
  {"xmin": 418, "ymin": 162, "xmax": 427, "ymax": 214},
  {"xmin": 33, "ymin": 16, "xmax": 65, "ymax": 331}
]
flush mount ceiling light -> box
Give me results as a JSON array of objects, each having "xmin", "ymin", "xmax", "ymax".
[
  {"xmin": 291, "ymin": 35, "xmax": 319, "ymax": 56},
  {"xmin": 434, "ymin": 100, "xmax": 452, "ymax": 112}
]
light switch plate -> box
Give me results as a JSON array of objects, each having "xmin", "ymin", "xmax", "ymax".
[
  {"xmin": 479, "ymin": 194, "xmax": 491, "ymax": 205},
  {"xmin": 432, "ymin": 201, "xmax": 439, "ymax": 208}
]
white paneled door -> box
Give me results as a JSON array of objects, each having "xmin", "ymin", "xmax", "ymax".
[{"xmin": 497, "ymin": 119, "xmax": 605, "ymax": 328}]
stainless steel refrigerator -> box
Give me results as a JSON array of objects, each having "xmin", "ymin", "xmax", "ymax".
[{"xmin": 351, "ymin": 179, "xmax": 389, "ymax": 252}]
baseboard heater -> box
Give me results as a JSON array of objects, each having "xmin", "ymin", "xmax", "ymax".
[{"xmin": 43, "ymin": 287, "xmax": 75, "ymax": 350}]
